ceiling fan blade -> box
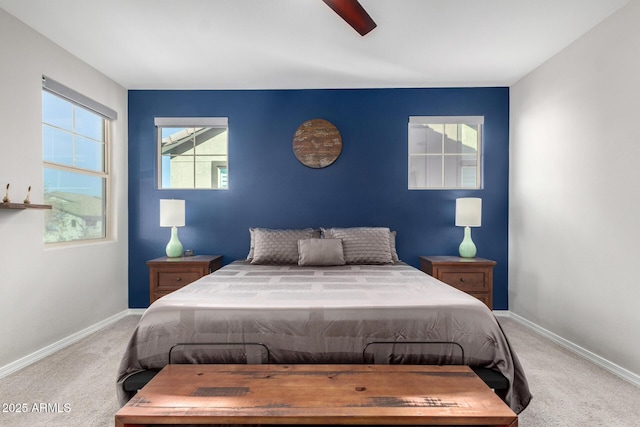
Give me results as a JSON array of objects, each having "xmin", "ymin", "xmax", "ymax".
[{"xmin": 322, "ymin": 0, "xmax": 377, "ymax": 36}]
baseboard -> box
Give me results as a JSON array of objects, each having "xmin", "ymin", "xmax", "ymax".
[
  {"xmin": 0, "ymin": 309, "xmax": 140, "ymax": 379},
  {"xmin": 503, "ymin": 310, "xmax": 640, "ymax": 388}
]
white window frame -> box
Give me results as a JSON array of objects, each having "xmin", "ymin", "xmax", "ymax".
[
  {"xmin": 42, "ymin": 76, "xmax": 115, "ymax": 245},
  {"xmin": 408, "ymin": 116, "xmax": 484, "ymax": 190},
  {"xmin": 155, "ymin": 117, "xmax": 229, "ymax": 190}
]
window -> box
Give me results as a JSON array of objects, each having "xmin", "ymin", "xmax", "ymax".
[
  {"xmin": 42, "ymin": 76, "xmax": 116, "ymax": 243},
  {"xmin": 156, "ymin": 117, "xmax": 229, "ymax": 189},
  {"xmin": 408, "ymin": 116, "xmax": 483, "ymax": 189}
]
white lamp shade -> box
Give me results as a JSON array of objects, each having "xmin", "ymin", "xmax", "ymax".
[
  {"xmin": 455, "ymin": 198, "xmax": 482, "ymax": 227},
  {"xmin": 160, "ymin": 199, "xmax": 185, "ymax": 227}
]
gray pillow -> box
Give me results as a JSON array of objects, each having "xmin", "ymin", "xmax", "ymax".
[
  {"xmin": 390, "ymin": 230, "xmax": 400, "ymax": 262},
  {"xmin": 298, "ymin": 238, "xmax": 345, "ymax": 266},
  {"xmin": 247, "ymin": 227, "xmax": 320, "ymax": 261},
  {"xmin": 322, "ymin": 227, "xmax": 393, "ymax": 264},
  {"xmin": 251, "ymin": 228, "xmax": 316, "ymax": 264}
]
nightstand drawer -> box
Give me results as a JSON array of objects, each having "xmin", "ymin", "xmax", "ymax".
[
  {"xmin": 419, "ymin": 256, "xmax": 496, "ymax": 310},
  {"xmin": 440, "ymin": 271, "xmax": 487, "ymax": 291},
  {"xmin": 157, "ymin": 270, "xmax": 201, "ymax": 290},
  {"xmin": 147, "ymin": 255, "xmax": 223, "ymax": 305}
]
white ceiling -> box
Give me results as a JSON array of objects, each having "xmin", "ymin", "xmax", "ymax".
[{"xmin": 0, "ymin": 0, "xmax": 630, "ymax": 90}]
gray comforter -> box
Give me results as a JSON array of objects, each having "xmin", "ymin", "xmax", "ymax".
[{"xmin": 117, "ymin": 261, "xmax": 531, "ymax": 413}]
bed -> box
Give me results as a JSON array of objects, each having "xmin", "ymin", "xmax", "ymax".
[{"xmin": 116, "ymin": 227, "xmax": 531, "ymax": 414}]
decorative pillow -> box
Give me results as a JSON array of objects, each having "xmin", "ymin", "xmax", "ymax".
[
  {"xmin": 390, "ymin": 230, "xmax": 400, "ymax": 262},
  {"xmin": 247, "ymin": 227, "xmax": 320, "ymax": 261},
  {"xmin": 246, "ymin": 227, "xmax": 261, "ymax": 260},
  {"xmin": 322, "ymin": 227, "xmax": 393, "ymax": 265},
  {"xmin": 298, "ymin": 238, "xmax": 345, "ymax": 266},
  {"xmin": 251, "ymin": 228, "xmax": 317, "ymax": 265}
]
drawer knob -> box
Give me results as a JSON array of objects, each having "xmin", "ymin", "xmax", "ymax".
[
  {"xmin": 459, "ymin": 278, "xmax": 465, "ymax": 282},
  {"xmin": 176, "ymin": 277, "xmax": 182, "ymax": 282}
]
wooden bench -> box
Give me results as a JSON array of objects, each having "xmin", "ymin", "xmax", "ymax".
[{"xmin": 115, "ymin": 364, "xmax": 517, "ymax": 426}]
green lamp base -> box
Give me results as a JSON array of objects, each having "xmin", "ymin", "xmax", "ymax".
[
  {"xmin": 165, "ymin": 226, "xmax": 183, "ymax": 258},
  {"xmin": 458, "ymin": 226, "xmax": 477, "ymax": 258}
]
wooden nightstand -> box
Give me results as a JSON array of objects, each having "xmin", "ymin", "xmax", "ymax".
[
  {"xmin": 419, "ymin": 256, "xmax": 496, "ymax": 309},
  {"xmin": 147, "ymin": 255, "xmax": 222, "ymax": 304}
]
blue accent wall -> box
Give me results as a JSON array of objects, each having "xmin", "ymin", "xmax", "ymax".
[{"xmin": 128, "ymin": 88, "xmax": 509, "ymax": 309}]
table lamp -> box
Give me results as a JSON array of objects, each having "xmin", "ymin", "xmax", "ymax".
[
  {"xmin": 160, "ymin": 199, "xmax": 185, "ymax": 257},
  {"xmin": 455, "ymin": 198, "xmax": 482, "ymax": 258}
]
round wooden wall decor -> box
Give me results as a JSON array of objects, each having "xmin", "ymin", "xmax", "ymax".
[{"xmin": 292, "ymin": 119, "xmax": 342, "ymax": 168}]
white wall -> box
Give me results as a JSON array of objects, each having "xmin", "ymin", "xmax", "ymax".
[
  {"xmin": 0, "ymin": 9, "xmax": 128, "ymax": 368},
  {"xmin": 510, "ymin": 0, "xmax": 640, "ymax": 377}
]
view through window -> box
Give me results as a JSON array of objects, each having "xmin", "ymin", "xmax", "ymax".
[
  {"xmin": 42, "ymin": 78, "xmax": 112, "ymax": 243},
  {"xmin": 156, "ymin": 117, "xmax": 229, "ymax": 189},
  {"xmin": 408, "ymin": 116, "xmax": 483, "ymax": 189}
]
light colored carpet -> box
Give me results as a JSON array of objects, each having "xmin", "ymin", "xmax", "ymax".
[
  {"xmin": 1, "ymin": 314, "xmax": 639, "ymax": 426},
  {"xmin": 0, "ymin": 315, "xmax": 139, "ymax": 427},
  {"xmin": 500, "ymin": 316, "xmax": 640, "ymax": 426}
]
